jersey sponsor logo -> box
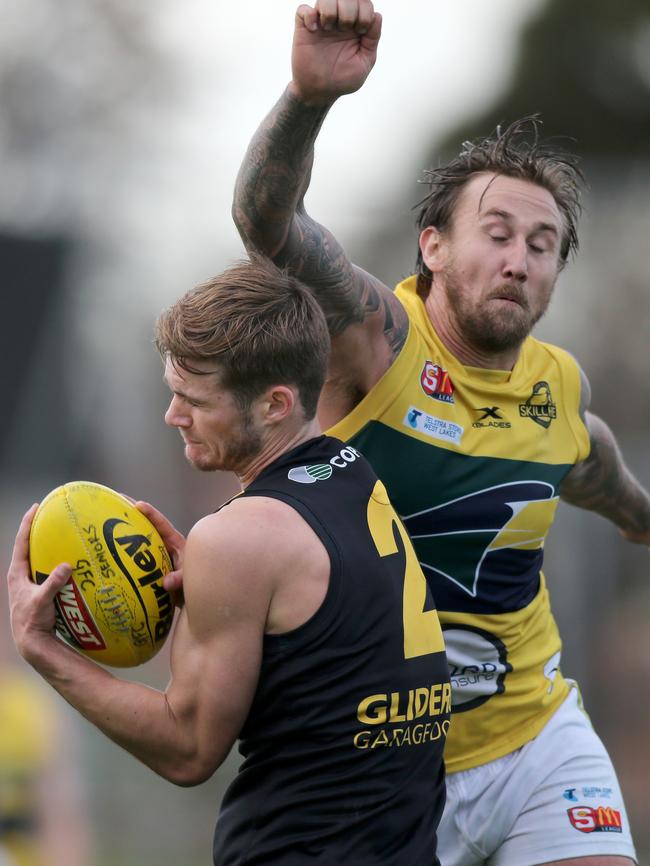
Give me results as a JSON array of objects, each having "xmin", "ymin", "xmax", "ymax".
[
  {"xmin": 564, "ymin": 787, "xmax": 613, "ymax": 802},
  {"xmin": 441, "ymin": 625, "xmax": 511, "ymax": 712},
  {"xmin": 288, "ymin": 446, "xmax": 361, "ymax": 483},
  {"xmin": 401, "ymin": 481, "xmax": 558, "ymax": 597},
  {"xmin": 288, "ymin": 464, "xmax": 333, "ymax": 483},
  {"xmin": 404, "ymin": 406, "xmax": 464, "ymax": 445},
  {"xmin": 353, "ymin": 719, "xmax": 450, "ymax": 750},
  {"xmin": 354, "ymin": 682, "xmax": 451, "ymax": 750},
  {"xmin": 567, "ymin": 805, "xmax": 623, "ymax": 833},
  {"xmin": 472, "ymin": 406, "xmax": 512, "ymax": 429},
  {"xmin": 357, "ymin": 682, "xmax": 451, "ymax": 725},
  {"xmin": 420, "ymin": 361, "xmax": 455, "ymax": 403},
  {"xmin": 519, "ymin": 380, "xmax": 557, "ymax": 428}
]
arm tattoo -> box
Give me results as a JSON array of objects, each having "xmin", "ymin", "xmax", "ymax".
[
  {"xmin": 560, "ymin": 413, "xmax": 650, "ymax": 536},
  {"xmin": 233, "ymin": 87, "xmax": 408, "ymax": 360},
  {"xmin": 233, "ymin": 88, "xmax": 329, "ymax": 256}
]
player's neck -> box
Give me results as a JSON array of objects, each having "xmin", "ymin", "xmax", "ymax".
[
  {"xmin": 425, "ymin": 297, "xmax": 521, "ymax": 371},
  {"xmin": 237, "ymin": 418, "xmax": 323, "ymax": 489}
]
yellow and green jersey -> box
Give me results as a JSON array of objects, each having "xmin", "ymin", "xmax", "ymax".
[
  {"xmin": 328, "ymin": 275, "xmax": 590, "ymax": 772},
  {"xmin": 0, "ymin": 670, "xmax": 54, "ymax": 866}
]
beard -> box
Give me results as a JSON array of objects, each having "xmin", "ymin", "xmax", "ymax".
[
  {"xmin": 186, "ymin": 409, "xmax": 263, "ymax": 474},
  {"xmin": 443, "ymin": 265, "xmax": 553, "ymax": 355}
]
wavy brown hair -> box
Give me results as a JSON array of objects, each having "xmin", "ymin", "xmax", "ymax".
[
  {"xmin": 155, "ymin": 256, "xmax": 330, "ymax": 419},
  {"xmin": 414, "ymin": 116, "xmax": 585, "ymax": 295}
]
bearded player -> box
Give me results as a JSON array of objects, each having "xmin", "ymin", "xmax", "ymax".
[{"xmin": 230, "ymin": 2, "xmax": 650, "ymax": 864}]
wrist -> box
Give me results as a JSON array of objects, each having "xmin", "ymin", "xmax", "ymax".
[
  {"xmin": 19, "ymin": 628, "xmax": 68, "ymax": 670},
  {"xmin": 286, "ymin": 80, "xmax": 338, "ymax": 110}
]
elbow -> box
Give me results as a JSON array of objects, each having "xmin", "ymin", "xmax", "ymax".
[
  {"xmin": 166, "ymin": 767, "xmax": 213, "ymax": 789},
  {"xmin": 160, "ymin": 754, "xmax": 223, "ymax": 788}
]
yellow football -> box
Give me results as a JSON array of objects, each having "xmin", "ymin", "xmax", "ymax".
[{"xmin": 29, "ymin": 481, "xmax": 174, "ymax": 668}]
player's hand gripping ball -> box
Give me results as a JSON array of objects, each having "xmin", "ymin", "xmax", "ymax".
[{"xmin": 29, "ymin": 481, "xmax": 174, "ymax": 667}]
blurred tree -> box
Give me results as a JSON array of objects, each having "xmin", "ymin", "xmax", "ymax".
[
  {"xmin": 431, "ymin": 0, "xmax": 650, "ymax": 157},
  {"xmin": 0, "ymin": 0, "xmax": 179, "ymax": 234}
]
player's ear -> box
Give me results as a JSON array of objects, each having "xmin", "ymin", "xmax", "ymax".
[
  {"xmin": 419, "ymin": 226, "xmax": 448, "ymax": 275},
  {"xmin": 259, "ymin": 385, "xmax": 296, "ymax": 425}
]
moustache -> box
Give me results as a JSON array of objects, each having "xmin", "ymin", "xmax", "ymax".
[{"xmin": 488, "ymin": 285, "xmax": 529, "ymax": 309}]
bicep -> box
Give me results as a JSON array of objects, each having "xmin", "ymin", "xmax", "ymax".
[
  {"xmin": 560, "ymin": 411, "xmax": 619, "ymax": 502},
  {"xmin": 279, "ymin": 213, "xmax": 407, "ymax": 343},
  {"xmin": 164, "ymin": 522, "xmax": 270, "ymax": 778}
]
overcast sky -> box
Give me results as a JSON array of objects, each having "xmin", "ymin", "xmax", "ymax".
[{"xmin": 141, "ymin": 0, "xmax": 547, "ymax": 277}]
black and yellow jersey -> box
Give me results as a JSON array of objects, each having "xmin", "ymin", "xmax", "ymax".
[
  {"xmin": 328, "ymin": 276, "xmax": 591, "ymax": 773},
  {"xmin": 213, "ymin": 435, "xmax": 450, "ymax": 866},
  {"xmin": 0, "ymin": 670, "xmax": 55, "ymax": 866}
]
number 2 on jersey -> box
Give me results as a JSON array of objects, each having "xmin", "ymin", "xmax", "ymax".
[{"xmin": 367, "ymin": 481, "xmax": 445, "ymax": 659}]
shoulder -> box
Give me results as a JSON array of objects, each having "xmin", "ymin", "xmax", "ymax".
[
  {"xmin": 525, "ymin": 338, "xmax": 590, "ymax": 408},
  {"xmin": 526, "ymin": 334, "xmax": 579, "ymax": 367},
  {"xmin": 184, "ymin": 497, "xmax": 328, "ymax": 618}
]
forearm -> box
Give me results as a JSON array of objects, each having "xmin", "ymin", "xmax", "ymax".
[
  {"xmin": 233, "ymin": 85, "xmax": 332, "ymax": 259},
  {"xmin": 560, "ymin": 413, "xmax": 650, "ymax": 541},
  {"xmin": 233, "ymin": 86, "xmax": 387, "ymax": 337},
  {"xmin": 24, "ymin": 636, "xmax": 200, "ymax": 785}
]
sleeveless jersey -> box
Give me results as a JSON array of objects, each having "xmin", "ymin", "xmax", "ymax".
[
  {"xmin": 0, "ymin": 670, "xmax": 55, "ymax": 866},
  {"xmin": 328, "ymin": 276, "xmax": 591, "ymax": 773},
  {"xmin": 213, "ymin": 435, "xmax": 450, "ymax": 866}
]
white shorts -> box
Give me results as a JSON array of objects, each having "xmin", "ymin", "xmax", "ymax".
[{"xmin": 437, "ymin": 686, "xmax": 637, "ymax": 866}]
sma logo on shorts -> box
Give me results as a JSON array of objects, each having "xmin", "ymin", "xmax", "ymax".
[{"xmin": 567, "ymin": 805, "xmax": 623, "ymax": 834}]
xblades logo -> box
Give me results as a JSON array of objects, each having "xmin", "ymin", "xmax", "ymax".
[
  {"xmin": 476, "ymin": 407, "xmax": 502, "ymax": 420},
  {"xmin": 472, "ymin": 406, "xmax": 511, "ymax": 430}
]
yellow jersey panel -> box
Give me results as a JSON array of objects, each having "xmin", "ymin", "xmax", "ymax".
[
  {"xmin": 0, "ymin": 671, "xmax": 55, "ymax": 866},
  {"xmin": 328, "ymin": 275, "xmax": 590, "ymax": 772}
]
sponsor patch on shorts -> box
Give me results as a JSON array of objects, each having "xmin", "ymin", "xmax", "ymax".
[
  {"xmin": 567, "ymin": 805, "xmax": 623, "ymax": 833},
  {"xmin": 563, "ymin": 786, "xmax": 613, "ymax": 802},
  {"xmin": 403, "ymin": 406, "xmax": 463, "ymax": 445}
]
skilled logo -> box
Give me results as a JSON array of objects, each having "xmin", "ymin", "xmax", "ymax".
[
  {"xmin": 420, "ymin": 361, "xmax": 455, "ymax": 404},
  {"xmin": 288, "ymin": 446, "xmax": 361, "ymax": 483},
  {"xmin": 567, "ymin": 805, "xmax": 622, "ymax": 834},
  {"xmin": 472, "ymin": 406, "xmax": 512, "ymax": 429},
  {"xmin": 519, "ymin": 381, "xmax": 557, "ymax": 428},
  {"xmin": 403, "ymin": 406, "xmax": 463, "ymax": 446}
]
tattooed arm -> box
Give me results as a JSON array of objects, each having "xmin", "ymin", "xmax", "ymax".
[
  {"xmin": 560, "ymin": 368, "xmax": 650, "ymax": 545},
  {"xmin": 233, "ymin": 2, "xmax": 407, "ymax": 417}
]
